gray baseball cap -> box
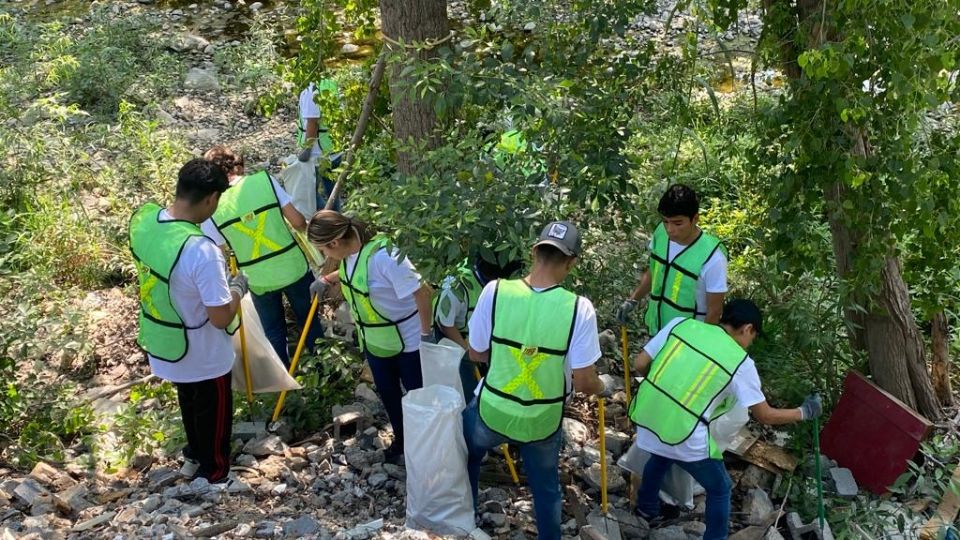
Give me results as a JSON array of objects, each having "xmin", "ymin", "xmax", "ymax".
[{"xmin": 533, "ymin": 221, "xmax": 582, "ymax": 256}]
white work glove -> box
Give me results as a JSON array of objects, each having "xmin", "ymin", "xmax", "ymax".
[
  {"xmin": 229, "ymin": 272, "xmax": 249, "ymax": 298},
  {"xmin": 309, "ymin": 277, "xmax": 330, "ymax": 299},
  {"xmin": 615, "ymin": 299, "xmax": 638, "ymax": 324}
]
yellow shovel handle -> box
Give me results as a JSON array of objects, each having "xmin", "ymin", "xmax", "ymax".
[
  {"xmin": 599, "ymin": 397, "xmax": 608, "ymax": 514},
  {"xmin": 229, "ymin": 255, "xmax": 253, "ymax": 405},
  {"xmin": 621, "ymin": 326, "xmax": 631, "ymax": 404},
  {"xmin": 271, "ymin": 294, "xmax": 320, "ymax": 422},
  {"xmin": 473, "ymin": 364, "xmax": 520, "ymax": 485}
]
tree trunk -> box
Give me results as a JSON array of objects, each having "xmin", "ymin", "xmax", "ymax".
[
  {"xmin": 931, "ymin": 310, "xmax": 954, "ymax": 407},
  {"xmin": 765, "ymin": 0, "xmax": 943, "ymax": 420},
  {"xmin": 379, "ymin": 0, "xmax": 449, "ymax": 175}
]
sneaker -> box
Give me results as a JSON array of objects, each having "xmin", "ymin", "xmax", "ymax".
[
  {"xmin": 636, "ymin": 504, "xmax": 680, "ymax": 528},
  {"xmin": 179, "ymin": 458, "xmax": 200, "ymax": 478}
]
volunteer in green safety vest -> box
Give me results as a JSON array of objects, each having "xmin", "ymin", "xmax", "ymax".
[
  {"xmin": 463, "ymin": 221, "xmax": 607, "ymax": 540},
  {"xmin": 130, "ymin": 158, "xmax": 248, "ymax": 483},
  {"xmin": 615, "ymin": 184, "xmax": 728, "ymax": 335},
  {"xmin": 433, "ymin": 255, "xmax": 522, "ymax": 395},
  {"xmin": 296, "ymin": 79, "xmax": 341, "ymax": 211},
  {"xmin": 629, "ymin": 300, "xmax": 822, "ymax": 538},
  {"xmin": 201, "ymin": 146, "xmax": 324, "ymax": 367},
  {"xmin": 306, "ymin": 210, "xmax": 435, "ymax": 465}
]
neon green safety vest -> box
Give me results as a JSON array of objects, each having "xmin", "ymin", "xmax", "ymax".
[
  {"xmin": 478, "ymin": 279, "xmax": 578, "ymax": 443},
  {"xmin": 644, "ymin": 223, "xmax": 727, "ymax": 336},
  {"xmin": 297, "ymin": 79, "xmax": 338, "ymax": 154},
  {"xmin": 211, "ymin": 171, "xmax": 308, "ymax": 295},
  {"xmin": 433, "ymin": 260, "xmax": 484, "ymax": 337},
  {"xmin": 339, "ymin": 236, "xmax": 418, "ymax": 358},
  {"xmin": 129, "ymin": 203, "xmax": 206, "ymax": 362},
  {"xmin": 628, "ymin": 318, "xmax": 747, "ymax": 459}
]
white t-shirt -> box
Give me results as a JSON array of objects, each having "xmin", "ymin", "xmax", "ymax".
[
  {"xmin": 649, "ymin": 233, "xmax": 728, "ymax": 320},
  {"xmin": 148, "ymin": 210, "xmax": 236, "ymax": 383},
  {"xmin": 343, "ymin": 247, "xmax": 424, "ymax": 354},
  {"xmin": 634, "ymin": 317, "xmax": 765, "ymax": 462},
  {"xmin": 468, "ymin": 280, "xmax": 602, "ymax": 395},
  {"xmin": 200, "ymin": 175, "xmax": 295, "ymax": 247},
  {"xmin": 435, "ymin": 275, "xmax": 471, "ymax": 330},
  {"xmin": 298, "ymin": 83, "xmax": 323, "ymax": 159}
]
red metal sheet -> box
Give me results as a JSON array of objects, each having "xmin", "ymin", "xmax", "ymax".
[{"xmin": 820, "ymin": 371, "xmax": 933, "ymax": 494}]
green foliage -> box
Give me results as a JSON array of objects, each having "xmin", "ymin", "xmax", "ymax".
[
  {"xmin": 0, "ymin": 371, "xmax": 95, "ymax": 469},
  {"xmin": 746, "ymin": 0, "xmax": 960, "ymax": 309},
  {"xmin": 23, "ymin": 10, "xmax": 177, "ymax": 118},
  {"xmin": 233, "ymin": 339, "xmax": 361, "ymax": 437},
  {"xmin": 213, "ymin": 16, "xmax": 293, "ymax": 117},
  {"xmin": 106, "ymin": 382, "xmax": 184, "ymax": 470}
]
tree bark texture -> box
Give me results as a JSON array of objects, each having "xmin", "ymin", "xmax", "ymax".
[
  {"xmin": 931, "ymin": 310, "xmax": 953, "ymax": 407},
  {"xmin": 380, "ymin": 0, "xmax": 449, "ymax": 175}
]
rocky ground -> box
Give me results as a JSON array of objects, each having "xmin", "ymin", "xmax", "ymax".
[{"xmin": 2, "ymin": 329, "xmax": 824, "ymax": 540}]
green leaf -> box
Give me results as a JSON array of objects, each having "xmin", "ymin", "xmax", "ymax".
[{"xmin": 501, "ymin": 41, "xmax": 514, "ymax": 61}]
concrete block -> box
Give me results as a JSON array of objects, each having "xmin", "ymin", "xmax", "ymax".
[
  {"xmin": 786, "ymin": 512, "xmax": 834, "ymax": 540},
  {"xmin": 233, "ymin": 421, "xmax": 267, "ymax": 442},
  {"xmin": 333, "ymin": 410, "xmax": 366, "ymax": 440},
  {"xmin": 828, "ymin": 467, "xmax": 858, "ymax": 497}
]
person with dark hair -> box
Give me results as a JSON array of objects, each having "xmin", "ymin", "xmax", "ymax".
[
  {"xmin": 616, "ymin": 184, "xmax": 728, "ymax": 335},
  {"xmin": 628, "ymin": 301, "xmax": 821, "ymax": 538},
  {"xmin": 129, "ymin": 158, "xmax": 247, "ymax": 483},
  {"xmin": 462, "ymin": 221, "xmax": 607, "ymax": 539},
  {"xmin": 200, "ymin": 145, "xmax": 324, "ymax": 367},
  {"xmin": 434, "ymin": 254, "xmax": 522, "ymax": 395},
  {"xmin": 306, "ymin": 210, "xmax": 434, "ymax": 465}
]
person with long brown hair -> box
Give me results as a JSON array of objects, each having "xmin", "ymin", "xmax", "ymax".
[
  {"xmin": 307, "ymin": 210, "xmax": 434, "ymax": 464},
  {"xmin": 200, "ymin": 145, "xmax": 324, "ymax": 367}
]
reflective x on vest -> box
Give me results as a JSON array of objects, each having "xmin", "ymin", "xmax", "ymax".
[
  {"xmin": 503, "ymin": 346, "xmax": 549, "ymax": 399},
  {"xmin": 231, "ymin": 212, "xmax": 282, "ymax": 259}
]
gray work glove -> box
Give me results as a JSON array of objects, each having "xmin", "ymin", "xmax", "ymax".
[
  {"xmin": 420, "ymin": 332, "xmax": 438, "ymax": 345},
  {"xmin": 309, "ymin": 277, "xmax": 329, "ymax": 300},
  {"xmin": 799, "ymin": 393, "xmax": 823, "ymax": 421},
  {"xmin": 615, "ymin": 299, "xmax": 638, "ymax": 324},
  {"xmin": 229, "ymin": 272, "xmax": 249, "ymax": 298},
  {"xmin": 297, "ymin": 146, "xmax": 313, "ymax": 163}
]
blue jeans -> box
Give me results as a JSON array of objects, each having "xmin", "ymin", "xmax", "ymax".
[
  {"xmin": 636, "ymin": 453, "xmax": 732, "ymax": 540},
  {"xmin": 315, "ymin": 153, "xmax": 342, "ymax": 211},
  {"xmin": 250, "ymin": 270, "xmax": 325, "ymax": 367},
  {"xmin": 366, "ymin": 349, "xmax": 423, "ymax": 449},
  {"xmin": 463, "ymin": 399, "xmax": 563, "ymax": 540}
]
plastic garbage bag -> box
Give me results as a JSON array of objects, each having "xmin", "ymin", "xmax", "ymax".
[
  {"xmin": 419, "ymin": 338, "xmax": 465, "ymax": 402},
  {"xmin": 403, "ymin": 385, "xmax": 474, "ymax": 535},
  {"xmin": 617, "ymin": 406, "xmax": 749, "ymax": 509},
  {"xmin": 278, "ymin": 154, "xmax": 316, "ymax": 220},
  {"xmin": 709, "ymin": 405, "xmax": 749, "ymax": 452},
  {"xmin": 618, "ymin": 443, "xmax": 699, "ymax": 509},
  {"xmin": 231, "ymin": 294, "xmax": 302, "ymax": 393}
]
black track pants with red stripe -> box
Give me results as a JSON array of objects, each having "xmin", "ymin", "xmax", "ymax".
[{"xmin": 175, "ymin": 371, "xmax": 233, "ymax": 482}]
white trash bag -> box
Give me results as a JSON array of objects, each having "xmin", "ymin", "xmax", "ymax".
[
  {"xmin": 419, "ymin": 338, "xmax": 466, "ymax": 401},
  {"xmin": 278, "ymin": 154, "xmax": 317, "ymax": 219},
  {"xmin": 231, "ymin": 294, "xmax": 302, "ymax": 393},
  {"xmin": 403, "ymin": 385, "xmax": 474, "ymax": 535},
  {"xmin": 617, "ymin": 406, "xmax": 749, "ymax": 509}
]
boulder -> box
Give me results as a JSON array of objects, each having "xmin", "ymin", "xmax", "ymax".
[
  {"xmin": 562, "ymin": 418, "xmax": 589, "ymax": 445},
  {"xmin": 243, "ymin": 434, "xmax": 286, "ymax": 457},
  {"xmin": 183, "ymin": 68, "xmax": 220, "ymax": 92}
]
